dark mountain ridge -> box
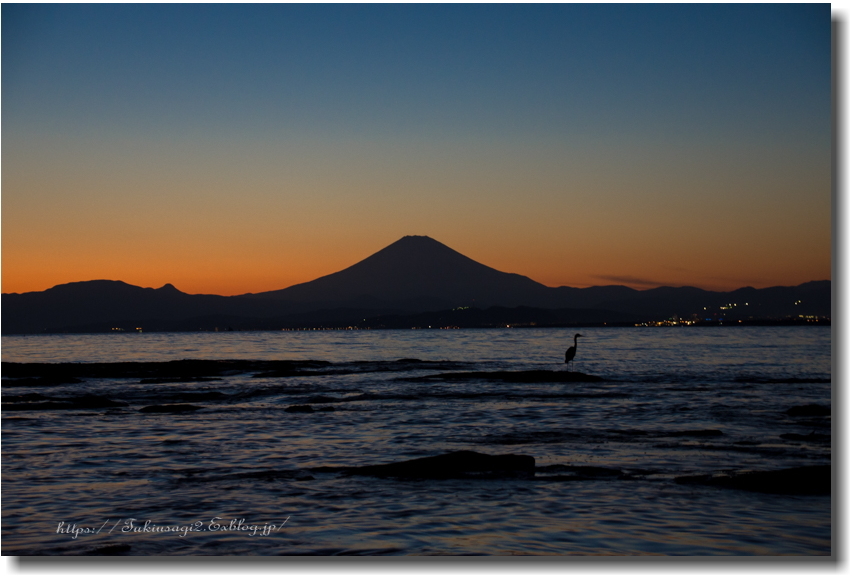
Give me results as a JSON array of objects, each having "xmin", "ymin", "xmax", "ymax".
[
  {"xmin": 1, "ymin": 236, "xmax": 830, "ymax": 334},
  {"xmin": 253, "ymin": 236, "xmax": 554, "ymax": 308}
]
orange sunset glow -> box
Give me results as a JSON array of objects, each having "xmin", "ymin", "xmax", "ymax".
[{"xmin": 2, "ymin": 3, "xmax": 830, "ymax": 297}]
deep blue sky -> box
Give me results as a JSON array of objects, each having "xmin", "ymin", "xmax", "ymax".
[
  {"xmin": 4, "ymin": 3, "xmax": 830, "ymax": 137},
  {"xmin": 2, "ymin": 3, "xmax": 832, "ymax": 294}
]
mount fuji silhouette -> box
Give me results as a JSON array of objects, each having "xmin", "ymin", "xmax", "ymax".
[
  {"xmin": 253, "ymin": 235, "xmax": 556, "ymax": 308},
  {"xmin": 1, "ymin": 236, "xmax": 830, "ymax": 333}
]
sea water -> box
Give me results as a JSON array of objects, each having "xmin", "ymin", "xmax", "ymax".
[{"xmin": 1, "ymin": 327, "xmax": 831, "ymax": 555}]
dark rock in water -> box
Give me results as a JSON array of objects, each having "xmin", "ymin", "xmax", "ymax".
[
  {"xmin": 342, "ymin": 451, "xmax": 536, "ymax": 479},
  {"xmin": 780, "ymin": 432, "xmax": 830, "ymax": 443},
  {"xmin": 0, "ymin": 359, "xmax": 332, "ymax": 381},
  {"xmin": 2, "ymin": 377, "xmax": 83, "ymax": 387},
  {"xmin": 675, "ymin": 465, "xmax": 830, "ymax": 495},
  {"xmin": 139, "ymin": 404, "xmax": 204, "ymax": 413},
  {"xmin": 408, "ymin": 370, "xmax": 603, "ymax": 383},
  {"xmin": 786, "ymin": 404, "xmax": 831, "ymax": 417},
  {"xmin": 285, "ymin": 405, "xmax": 315, "ymax": 413}
]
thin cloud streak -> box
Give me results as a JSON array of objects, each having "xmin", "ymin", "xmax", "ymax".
[{"xmin": 593, "ymin": 275, "xmax": 683, "ymax": 289}]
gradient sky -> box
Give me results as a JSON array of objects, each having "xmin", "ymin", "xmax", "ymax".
[{"xmin": 2, "ymin": 3, "xmax": 831, "ymax": 296}]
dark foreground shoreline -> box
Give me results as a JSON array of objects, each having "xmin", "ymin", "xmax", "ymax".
[{"xmin": 318, "ymin": 451, "xmax": 831, "ymax": 496}]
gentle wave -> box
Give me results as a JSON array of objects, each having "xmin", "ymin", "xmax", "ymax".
[{"xmin": 1, "ymin": 328, "xmax": 831, "ymax": 555}]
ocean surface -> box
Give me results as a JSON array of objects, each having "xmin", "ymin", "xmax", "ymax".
[{"xmin": 1, "ymin": 327, "xmax": 831, "ymax": 556}]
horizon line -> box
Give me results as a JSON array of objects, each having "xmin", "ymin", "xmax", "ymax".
[{"xmin": 1, "ymin": 277, "xmax": 832, "ymax": 298}]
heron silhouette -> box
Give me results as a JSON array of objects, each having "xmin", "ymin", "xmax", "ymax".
[{"xmin": 564, "ymin": 334, "xmax": 583, "ymax": 371}]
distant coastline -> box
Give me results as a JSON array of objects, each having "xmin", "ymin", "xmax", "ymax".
[
  {"xmin": 3, "ymin": 313, "xmax": 831, "ymax": 336},
  {"xmin": 1, "ymin": 237, "xmax": 831, "ymax": 335}
]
